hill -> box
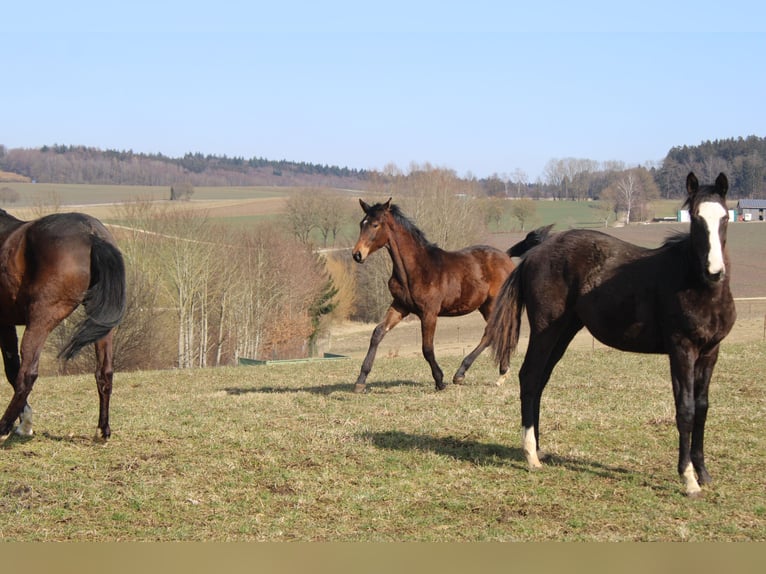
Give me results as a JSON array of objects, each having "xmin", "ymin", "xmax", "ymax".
[{"xmin": 0, "ymin": 145, "xmax": 371, "ymax": 189}]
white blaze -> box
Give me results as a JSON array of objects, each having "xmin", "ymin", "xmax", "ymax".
[{"xmin": 698, "ymin": 201, "xmax": 726, "ymax": 276}]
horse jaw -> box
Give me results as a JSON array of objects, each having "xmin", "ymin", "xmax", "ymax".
[{"xmin": 698, "ymin": 200, "xmax": 726, "ymax": 280}]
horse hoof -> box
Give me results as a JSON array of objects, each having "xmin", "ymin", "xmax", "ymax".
[
  {"xmin": 353, "ymin": 384, "xmax": 367, "ymax": 394},
  {"xmin": 697, "ymin": 471, "xmax": 713, "ymax": 486},
  {"xmin": 435, "ymin": 382, "xmax": 447, "ymax": 391},
  {"xmin": 452, "ymin": 375, "xmax": 465, "ymax": 385}
]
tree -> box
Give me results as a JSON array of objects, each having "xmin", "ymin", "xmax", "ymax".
[
  {"xmin": 307, "ymin": 275, "xmax": 338, "ymax": 357},
  {"xmin": 511, "ymin": 168, "xmax": 528, "ymax": 198},
  {"xmin": 510, "ymin": 199, "xmax": 537, "ymax": 231},
  {"xmin": 170, "ymin": 182, "xmax": 194, "ymax": 201},
  {"xmin": 285, "ymin": 190, "xmax": 319, "ymax": 244},
  {"xmin": 605, "ymin": 167, "xmax": 660, "ymax": 224},
  {"xmin": 484, "ymin": 197, "xmax": 506, "ymax": 231}
]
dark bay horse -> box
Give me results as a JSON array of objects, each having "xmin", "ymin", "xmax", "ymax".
[
  {"xmin": 487, "ymin": 173, "xmax": 736, "ymax": 496},
  {"xmin": 0, "ymin": 210, "xmax": 126, "ymax": 441},
  {"xmin": 352, "ymin": 198, "xmax": 551, "ymax": 393}
]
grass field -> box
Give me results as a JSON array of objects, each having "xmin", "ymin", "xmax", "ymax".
[
  {"xmin": 1, "ymin": 184, "xmax": 765, "ymax": 541},
  {"xmin": 1, "ymin": 339, "xmax": 764, "ymax": 541}
]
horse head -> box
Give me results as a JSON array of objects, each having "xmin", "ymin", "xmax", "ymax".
[
  {"xmin": 352, "ymin": 198, "xmax": 392, "ymax": 263},
  {"xmin": 686, "ymin": 172, "xmax": 729, "ymax": 284}
]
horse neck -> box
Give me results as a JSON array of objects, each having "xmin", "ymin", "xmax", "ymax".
[{"xmin": 385, "ymin": 219, "xmax": 433, "ymax": 284}]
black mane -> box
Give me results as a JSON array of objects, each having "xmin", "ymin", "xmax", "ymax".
[{"xmin": 383, "ymin": 203, "xmax": 435, "ymax": 249}]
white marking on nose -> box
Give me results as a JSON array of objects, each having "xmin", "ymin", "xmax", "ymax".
[{"xmin": 698, "ymin": 201, "xmax": 726, "ymax": 277}]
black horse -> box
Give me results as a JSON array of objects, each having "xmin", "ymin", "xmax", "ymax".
[
  {"xmin": 0, "ymin": 210, "xmax": 126, "ymax": 441},
  {"xmin": 352, "ymin": 198, "xmax": 551, "ymax": 392},
  {"xmin": 487, "ymin": 173, "xmax": 736, "ymax": 496}
]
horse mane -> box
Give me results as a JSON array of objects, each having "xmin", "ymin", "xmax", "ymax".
[
  {"xmin": 661, "ymin": 230, "xmax": 690, "ymax": 249},
  {"xmin": 387, "ymin": 203, "xmax": 436, "ymax": 249}
]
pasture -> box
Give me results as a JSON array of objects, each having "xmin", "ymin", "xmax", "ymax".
[
  {"xmin": 1, "ymin": 184, "xmax": 765, "ymax": 541},
  {"xmin": 1, "ymin": 337, "xmax": 764, "ymax": 541}
]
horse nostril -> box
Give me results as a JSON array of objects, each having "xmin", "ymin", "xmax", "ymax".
[{"xmin": 353, "ymin": 251, "xmax": 363, "ymax": 263}]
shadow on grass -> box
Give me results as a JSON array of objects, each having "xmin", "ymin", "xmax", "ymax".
[
  {"xmin": 225, "ymin": 379, "xmax": 422, "ymax": 396},
  {"xmin": 1, "ymin": 431, "xmax": 99, "ymax": 449},
  {"xmin": 364, "ymin": 429, "xmax": 636, "ymax": 480},
  {"xmin": 364, "ymin": 429, "xmax": 525, "ymax": 467}
]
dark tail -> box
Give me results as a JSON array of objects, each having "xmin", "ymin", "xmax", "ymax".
[
  {"xmin": 506, "ymin": 224, "xmax": 553, "ymax": 258},
  {"xmin": 59, "ymin": 236, "xmax": 127, "ymax": 360},
  {"xmin": 487, "ymin": 260, "xmax": 526, "ymax": 368}
]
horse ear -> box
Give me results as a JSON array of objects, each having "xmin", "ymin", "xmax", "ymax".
[
  {"xmin": 383, "ymin": 198, "xmax": 392, "ymax": 210},
  {"xmin": 686, "ymin": 172, "xmax": 699, "ymax": 196},
  {"xmin": 359, "ymin": 199, "xmax": 371, "ymax": 213},
  {"xmin": 715, "ymin": 173, "xmax": 729, "ymax": 197}
]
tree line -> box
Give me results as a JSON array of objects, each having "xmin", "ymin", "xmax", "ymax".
[
  {"xmin": 0, "ymin": 144, "xmax": 370, "ymax": 188},
  {"xmin": 1, "ymin": 135, "xmax": 764, "ymax": 198}
]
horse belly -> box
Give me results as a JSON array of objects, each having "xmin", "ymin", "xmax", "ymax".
[{"xmin": 577, "ymin": 294, "xmax": 665, "ymax": 354}]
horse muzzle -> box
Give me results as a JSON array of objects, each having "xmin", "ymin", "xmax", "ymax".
[{"xmin": 352, "ymin": 249, "xmax": 367, "ymax": 263}]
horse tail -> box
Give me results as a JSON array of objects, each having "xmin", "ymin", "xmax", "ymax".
[
  {"xmin": 506, "ymin": 224, "xmax": 553, "ymax": 258},
  {"xmin": 59, "ymin": 235, "xmax": 127, "ymax": 360},
  {"xmin": 488, "ymin": 260, "xmax": 526, "ymax": 367}
]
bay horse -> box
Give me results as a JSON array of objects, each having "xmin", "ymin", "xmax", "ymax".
[
  {"xmin": 0, "ymin": 210, "xmax": 127, "ymax": 441},
  {"xmin": 487, "ymin": 173, "xmax": 736, "ymax": 496},
  {"xmin": 352, "ymin": 198, "xmax": 551, "ymax": 393}
]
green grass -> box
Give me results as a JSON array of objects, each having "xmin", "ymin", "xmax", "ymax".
[{"xmin": 1, "ymin": 341, "xmax": 764, "ymax": 541}]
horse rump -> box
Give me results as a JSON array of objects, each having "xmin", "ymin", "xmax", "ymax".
[{"xmin": 58, "ymin": 235, "xmax": 127, "ymax": 360}]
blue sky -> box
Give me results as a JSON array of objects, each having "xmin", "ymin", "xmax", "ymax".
[{"xmin": 3, "ymin": 1, "xmax": 765, "ymax": 180}]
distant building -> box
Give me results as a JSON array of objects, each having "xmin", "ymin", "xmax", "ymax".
[
  {"xmin": 736, "ymin": 199, "xmax": 766, "ymax": 221},
  {"xmin": 678, "ymin": 209, "xmax": 736, "ymax": 222}
]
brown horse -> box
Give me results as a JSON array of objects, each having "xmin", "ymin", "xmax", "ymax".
[
  {"xmin": 0, "ymin": 210, "xmax": 126, "ymax": 441},
  {"xmin": 352, "ymin": 198, "xmax": 551, "ymax": 393},
  {"xmin": 487, "ymin": 173, "xmax": 736, "ymax": 496}
]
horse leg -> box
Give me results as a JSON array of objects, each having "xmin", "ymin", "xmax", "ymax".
[
  {"xmin": 94, "ymin": 332, "xmax": 115, "ymax": 440},
  {"xmin": 452, "ymin": 325, "xmax": 491, "ymax": 385},
  {"xmin": 0, "ymin": 323, "xmax": 51, "ymax": 439},
  {"xmin": 354, "ymin": 306, "xmax": 407, "ymax": 393},
  {"xmin": 690, "ymin": 346, "xmax": 719, "ymax": 486},
  {"xmin": 0, "ymin": 326, "xmax": 32, "ymax": 438},
  {"xmin": 420, "ymin": 313, "xmax": 445, "ymax": 390},
  {"xmin": 669, "ymin": 346, "xmax": 701, "ymax": 496},
  {"xmin": 519, "ymin": 317, "xmax": 582, "ymax": 469}
]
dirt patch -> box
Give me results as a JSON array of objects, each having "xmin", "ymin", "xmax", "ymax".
[{"xmin": 325, "ymin": 308, "xmax": 765, "ymax": 362}]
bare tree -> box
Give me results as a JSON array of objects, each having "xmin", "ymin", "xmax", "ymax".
[
  {"xmin": 285, "ymin": 190, "xmax": 319, "ymax": 244},
  {"xmin": 511, "ymin": 168, "xmax": 528, "ymax": 198},
  {"xmin": 510, "ymin": 199, "xmax": 537, "ymax": 231}
]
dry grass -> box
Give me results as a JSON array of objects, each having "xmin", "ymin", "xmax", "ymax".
[{"xmin": 1, "ymin": 340, "xmax": 764, "ymax": 541}]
